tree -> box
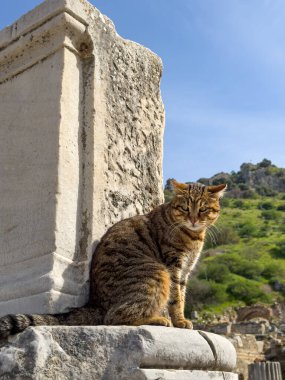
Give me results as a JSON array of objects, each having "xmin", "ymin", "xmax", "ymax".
[
  {"xmin": 257, "ymin": 158, "xmax": 272, "ymax": 168},
  {"xmin": 165, "ymin": 178, "xmax": 175, "ymax": 191}
]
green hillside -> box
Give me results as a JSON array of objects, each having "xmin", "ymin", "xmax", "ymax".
[{"xmin": 165, "ymin": 160, "xmax": 285, "ymax": 318}]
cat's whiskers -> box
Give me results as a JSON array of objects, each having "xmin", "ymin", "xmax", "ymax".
[
  {"xmin": 168, "ymin": 221, "xmax": 184, "ymax": 242},
  {"xmin": 209, "ymin": 223, "xmax": 219, "ymax": 231},
  {"xmin": 206, "ymin": 228, "xmax": 217, "ymax": 246},
  {"xmin": 208, "ymin": 224, "xmax": 220, "ymax": 240},
  {"xmin": 206, "ymin": 225, "xmax": 220, "ymax": 246}
]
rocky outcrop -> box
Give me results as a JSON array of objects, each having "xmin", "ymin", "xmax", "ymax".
[{"xmin": 195, "ymin": 159, "xmax": 285, "ymax": 196}]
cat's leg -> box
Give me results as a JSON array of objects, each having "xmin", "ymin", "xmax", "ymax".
[
  {"xmin": 168, "ymin": 270, "xmax": 193, "ymax": 329},
  {"xmin": 105, "ymin": 302, "xmax": 171, "ymax": 326},
  {"xmin": 103, "ymin": 266, "xmax": 171, "ymax": 327}
]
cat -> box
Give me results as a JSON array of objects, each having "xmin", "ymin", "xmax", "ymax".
[{"xmin": 0, "ymin": 180, "xmax": 226, "ymax": 338}]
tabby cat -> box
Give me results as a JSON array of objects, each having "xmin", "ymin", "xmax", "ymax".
[{"xmin": 0, "ymin": 180, "xmax": 226, "ymax": 338}]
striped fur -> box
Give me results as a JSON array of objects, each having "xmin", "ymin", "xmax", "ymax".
[{"xmin": 0, "ymin": 181, "xmax": 226, "ymax": 338}]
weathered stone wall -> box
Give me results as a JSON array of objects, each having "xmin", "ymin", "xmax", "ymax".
[
  {"xmin": 230, "ymin": 335, "xmax": 265, "ymax": 380},
  {"xmin": 196, "ymin": 321, "xmax": 269, "ymax": 336},
  {"xmin": 0, "ymin": 0, "xmax": 164, "ymax": 316},
  {"xmin": 231, "ymin": 321, "xmax": 269, "ymax": 335}
]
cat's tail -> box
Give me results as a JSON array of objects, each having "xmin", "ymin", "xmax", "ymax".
[{"xmin": 0, "ymin": 307, "xmax": 104, "ymax": 339}]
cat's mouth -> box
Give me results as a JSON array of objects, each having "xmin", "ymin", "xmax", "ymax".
[{"xmin": 187, "ymin": 223, "xmax": 205, "ymax": 232}]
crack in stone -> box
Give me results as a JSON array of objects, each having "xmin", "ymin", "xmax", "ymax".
[{"xmin": 198, "ymin": 330, "xmax": 218, "ymax": 369}]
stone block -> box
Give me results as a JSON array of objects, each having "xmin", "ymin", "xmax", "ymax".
[
  {"xmin": 0, "ymin": 326, "xmax": 238, "ymax": 379},
  {"xmin": 232, "ymin": 322, "xmax": 268, "ymax": 335},
  {"xmin": 211, "ymin": 322, "xmax": 232, "ymax": 335},
  {"xmin": 0, "ymin": 0, "xmax": 164, "ymax": 316}
]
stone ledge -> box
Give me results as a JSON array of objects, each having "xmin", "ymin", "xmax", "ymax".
[
  {"xmin": 0, "ymin": 10, "xmax": 92, "ymax": 84},
  {"xmin": 0, "ymin": 326, "xmax": 238, "ymax": 379},
  {"xmin": 0, "ymin": 0, "xmax": 102, "ymax": 50},
  {"xmin": 135, "ymin": 369, "xmax": 238, "ymax": 380}
]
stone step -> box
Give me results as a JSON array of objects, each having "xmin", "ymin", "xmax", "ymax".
[
  {"xmin": 0, "ymin": 326, "xmax": 238, "ymax": 379},
  {"xmin": 135, "ymin": 369, "xmax": 238, "ymax": 380}
]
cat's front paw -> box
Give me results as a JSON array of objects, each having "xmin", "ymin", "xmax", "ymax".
[
  {"xmin": 149, "ymin": 316, "xmax": 172, "ymax": 327},
  {"xmin": 173, "ymin": 318, "xmax": 193, "ymax": 329}
]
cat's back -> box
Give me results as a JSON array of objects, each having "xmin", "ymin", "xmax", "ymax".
[
  {"xmin": 97, "ymin": 213, "xmax": 150, "ymax": 250},
  {"xmin": 89, "ymin": 210, "xmax": 164, "ymax": 306},
  {"xmin": 91, "ymin": 210, "xmax": 160, "ymax": 268}
]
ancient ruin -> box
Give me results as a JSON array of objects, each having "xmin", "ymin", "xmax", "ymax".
[
  {"xmin": 0, "ymin": 0, "xmax": 164, "ymax": 316},
  {"xmin": 193, "ymin": 303, "xmax": 285, "ymax": 379},
  {"xmin": 0, "ymin": 0, "xmax": 239, "ymax": 379}
]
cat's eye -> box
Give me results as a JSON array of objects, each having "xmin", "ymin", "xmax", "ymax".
[
  {"xmin": 200, "ymin": 207, "xmax": 209, "ymax": 213},
  {"xmin": 177, "ymin": 205, "xmax": 189, "ymax": 212}
]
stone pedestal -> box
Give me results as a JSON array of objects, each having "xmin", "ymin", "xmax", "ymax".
[
  {"xmin": 248, "ymin": 362, "xmax": 282, "ymax": 380},
  {"xmin": 0, "ymin": 326, "xmax": 238, "ymax": 379},
  {"xmin": 0, "ymin": 0, "xmax": 164, "ymax": 316}
]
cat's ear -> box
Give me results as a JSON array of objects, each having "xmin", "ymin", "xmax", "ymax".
[
  {"xmin": 170, "ymin": 179, "xmax": 189, "ymax": 194},
  {"xmin": 207, "ymin": 184, "xmax": 227, "ymax": 198}
]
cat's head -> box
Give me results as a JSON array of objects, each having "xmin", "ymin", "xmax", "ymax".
[{"xmin": 169, "ymin": 179, "xmax": 227, "ymax": 232}]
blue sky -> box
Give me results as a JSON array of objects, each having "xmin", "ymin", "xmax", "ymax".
[{"xmin": 1, "ymin": 1, "xmax": 285, "ymax": 182}]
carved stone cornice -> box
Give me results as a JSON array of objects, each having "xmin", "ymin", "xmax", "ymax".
[{"xmin": 0, "ymin": 7, "xmax": 93, "ymax": 83}]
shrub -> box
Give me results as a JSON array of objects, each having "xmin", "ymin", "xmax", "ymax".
[
  {"xmin": 210, "ymin": 282, "xmax": 229, "ymax": 304},
  {"xmin": 278, "ymin": 219, "xmax": 285, "ymax": 233},
  {"xmin": 204, "ymin": 224, "xmax": 239, "ymax": 248},
  {"xmin": 221, "ymin": 197, "xmax": 231, "ymax": 207},
  {"xmin": 165, "ymin": 178, "xmax": 175, "ymax": 191},
  {"xmin": 216, "ymin": 252, "xmax": 264, "ymax": 280},
  {"xmin": 186, "ymin": 278, "xmax": 228, "ymax": 312},
  {"xmin": 258, "ymin": 201, "xmax": 274, "ymax": 210},
  {"xmin": 233, "ymin": 199, "xmax": 244, "ymax": 208},
  {"xmin": 198, "ymin": 262, "xmax": 230, "ymax": 283},
  {"xmin": 262, "ymin": 262, "xmax": 285, "ymax": 282},
  {"xmin": 164, "ymin": 189, "xmax": 173, "ymax": 203},
  {"xmin": 242, "ymin": 189, "xmax": 258, "ymax": 199},
  {"xmin": 255, "ymin": 226, "xmax": 268, "ymax": 238},
  {"xmin": 212, "ymin": 177, "xmax": 229, "ymax": 186},
  {"xmin": 216, "ymin": 225, "xmax": 240, "ymax": 245},
  {"xmin": 227, "ymin": 279, "xmax": 271, "ymax": 304},
  {"xmin": 271, "ymin": 240, "xmax": 285, "ymax": 258},
  {"xmin": 257, "ymin": 159, "xmax": 272, "ymax": 168},
  {"xmin": 238, "ymin": 261, "xmax": 264, "ymax": 280},
  {"xmin": 256, "ymin": 186, "xmax": 277, "ymax": 197},
  {"xmin": 277, "ymin": 204, "xmax": 285, "ymax": 211},
  {"xmin": 197, "ymin": 178, "xmax": 210, "ymax": 186},
  {"xmin": 276, "ymin": 170, "xmax": 285, "ymax": 177},
  {"xmin": 237, "ymin": 221, "xmax": 258, "ymax": 238},
  {"xmin": 185, "ymin": 278, "xmax": 214, "ymax": 312},
  {"xmin": 238, "ymin": 183, "xmax": 249, "ymax": 191},
  {"xmin": 232, "ymin": 199, "xmax": 251, "ymax": 209},
  {"xmin": 261, "ymin": 210, "xmax": 280, "ymax": 221}
]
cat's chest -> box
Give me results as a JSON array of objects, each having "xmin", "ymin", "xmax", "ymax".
[{"xmin": 180, "ymin": 242, "xmax": 203, "ymax": 278}]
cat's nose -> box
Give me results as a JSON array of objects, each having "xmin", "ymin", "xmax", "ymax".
[{"xmin": 190, "ymin": 216, "xmax": 197, "ymax": 226}]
